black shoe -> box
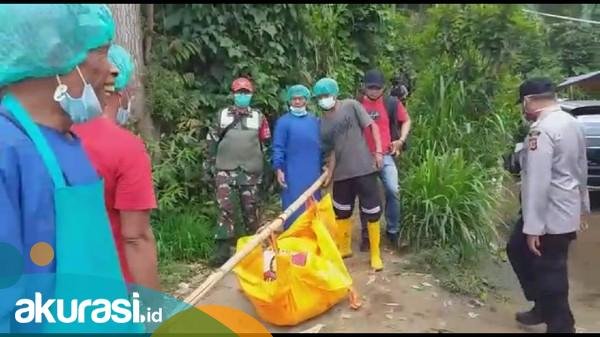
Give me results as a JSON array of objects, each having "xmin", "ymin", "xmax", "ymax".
[
  {"xmin": 386, "ymin": 232, "xmax": 399, "ymax": 247},
  {"xmin": 516, "ymin": 306, "xmax": 544, "ymax": 326},
  {"xmin": 208, "ymin": 240, "xmax": 231, "ymax": 268},
  {"xmin": 546, "ymin": 325, "xmax": 575, "ymax": 333}
]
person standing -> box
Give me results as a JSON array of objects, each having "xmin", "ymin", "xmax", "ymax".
[
  {"xmin": 506, "ymin": 78, "xmax": 590, "ymax": 333},
  {"xmin": 206, "ymin": 76, "xmax": 271, "ymax": 267},
  {"xmin": 390, "ymin": 74, "xmax": 411, "ymax": 105},
  {"xmin": 314, "ymin": 77, "xmax": 386, "ymax": 271},
  {"xmin": 358, "ymin": 69, "xmax": 411, "ymax": 250},
  {"xmin": 0, "ymin": 4, "xmax": 131, "ymax": 332},
  {"xmin": 272, "ymin": 84, "xmax": 322, "ymax": 230},
  {"xmin": 72, "ymin": 44, "xmax": 160, "ymax": 290}
]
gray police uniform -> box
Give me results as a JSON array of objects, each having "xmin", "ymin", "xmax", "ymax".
[
  {"xmin": 521, "ymin": 105, "xmax": 590, "ymax": 234},
  {"xmin": 507, "ymin": 104, "xmax": 589, "ymax": 332}
]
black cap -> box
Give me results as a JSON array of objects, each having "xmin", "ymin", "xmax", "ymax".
[
  {"xmin": 364, "ymin": 69, "xmax": 385, "ymax": 88},
  {"xmin": 517, "ymin": 77, "xmax": 556, "ymax": 104}
]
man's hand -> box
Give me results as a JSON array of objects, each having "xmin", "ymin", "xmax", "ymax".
[
  {"xmin": 580, "ymin": 214, "xmax": 589, "ymax": 232},
  {"xmin": 322, "ymin": 166, "xmax": 333, "ymax": 188},
  {"xmin": 391, "ymin": 140, "xmax": 404, "ymax": 157},
  {"xmin": 276, "ymin": 169, "xmax": 287, "ymax": 189},
  {"xmin": 374, "ymin": 152, "xmax": 384, "ymax": 170},
  {"xmin": 527, "ymin": 235, "xmax": 542, "ymax": 257}
]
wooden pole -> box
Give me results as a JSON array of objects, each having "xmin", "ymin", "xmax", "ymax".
[{"xmin": 183, "ymin": 170, "xmax": 329, "ymax": 306}]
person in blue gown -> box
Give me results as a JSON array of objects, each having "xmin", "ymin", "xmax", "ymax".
[
  {"xmin": 272, "ymin": 85, "xmax": 322, "ymax": 230},
  {"xmin": 0, "ymin": 5, "xmax": 132, "ymax": 333}
]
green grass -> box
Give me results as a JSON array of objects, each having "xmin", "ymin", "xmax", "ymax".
[
  {"xmin": 154, "ymin": 190, "xmax": 282, "ymax": 293},
  {"xmin": 152, "ymin": 205, "xmax": 216, "ymax": 263},
  {"xmin": 401, "ymin": 149, "xmax": 503, "ymax": 261}
]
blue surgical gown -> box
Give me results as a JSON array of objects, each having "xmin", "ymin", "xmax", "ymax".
[
  {"xmin": 0, "ymin": 105, "xmax": 99, "ymax": 332},
  {"xmin": 272, "ymin": 112, "xmax": 322, "ymax": 230}
]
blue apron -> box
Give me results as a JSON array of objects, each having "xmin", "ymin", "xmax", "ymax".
[{"xmin": 3, "ymin": 94, "xmax": 142, "ymax": 333}]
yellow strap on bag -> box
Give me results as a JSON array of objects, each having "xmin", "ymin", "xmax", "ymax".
[{"xmin": 233, "ymin": 194, "xmax": 356, "ymax": 326}]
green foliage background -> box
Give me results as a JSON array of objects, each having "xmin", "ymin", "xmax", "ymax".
[{"xmin": 146, "ymin": 4, "xmax": 599, "ymax": 287}]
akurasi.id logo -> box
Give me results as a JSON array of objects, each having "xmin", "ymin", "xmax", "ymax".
[{"xmin": 14, "ymin": 292, "xmax": 163, "ymax": 324}]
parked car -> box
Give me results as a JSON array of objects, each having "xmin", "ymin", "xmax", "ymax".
[
  {"xmin": 561, "ymin": 100, "xmax": 600, "ymax": 190},
  {"xmin": 504, "ymin": 100, "xmax": 600, "ymax": 191}
]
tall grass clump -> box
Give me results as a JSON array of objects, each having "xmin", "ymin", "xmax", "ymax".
[
  {"xmin": 152, "ymin": 206, "xmax": 216, "ymax": 263},
  {"xmin": 402, "ymin": 149, "xmax": 501, "ymax": 261}
]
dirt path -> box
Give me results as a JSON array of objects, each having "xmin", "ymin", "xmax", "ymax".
[{"xmin": 174, "ymin": 211, "xmax": 600, "ymax": 333}]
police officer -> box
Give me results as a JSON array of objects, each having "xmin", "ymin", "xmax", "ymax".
[
  {"xmin": 506, "ymin": 78, "xmax": 590, "ymax": 333},
  {"xmin": 206, "ymin": 76, "xmax": 271, "ymax": 267}
]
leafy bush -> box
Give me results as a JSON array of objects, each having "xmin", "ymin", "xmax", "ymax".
[{"xmin": 548, "ymin": 21, "xmax": 600, "ymax": 76}]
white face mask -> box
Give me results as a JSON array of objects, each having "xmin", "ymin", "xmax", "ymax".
[
  {"xmin": 318, "ymin": 96, "xmax": 336, "ymax": 110},
  {"xmin": 289, "ymin": 106, "xmax": 307, "ymax": 117}
]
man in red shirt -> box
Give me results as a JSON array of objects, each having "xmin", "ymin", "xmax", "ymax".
[
  {"xmin": 359, "ymin": 69, "xmax": 412, "ymax": 250},
  {"xmin": 72, "ymin": 44, "xmax": 160, "ymax": 290}
]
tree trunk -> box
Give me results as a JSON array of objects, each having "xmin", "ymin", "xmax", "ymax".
[
  {"xmin": 143, "ymin": 4, "xmax": 154, "ymax": 65},
  {"xmin": 107, "ymin": 4, "xmax": 158, "ymax": 143}
]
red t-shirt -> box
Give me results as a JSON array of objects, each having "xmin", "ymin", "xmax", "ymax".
[
  {"xmin": 361, "ymin": 96, "xmax": 409, "ymax": 154},
  {"xmin": 72, "ymin": 117, "xmax": 157, "ymax": 284}
]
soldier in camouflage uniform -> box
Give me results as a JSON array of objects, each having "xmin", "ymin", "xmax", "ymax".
[{"xmin": 206, "ymin": 76, "xmax": 271, "ymax": 267}]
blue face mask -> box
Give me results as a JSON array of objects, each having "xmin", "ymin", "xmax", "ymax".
[
  {"xmin": 289, "ymin": 106, "xmax": 307, "ymax": 117},
  {"xmin": 54, "ymin": 67, "xmax": 103, "ymax": 124},
  {"xmin": 234, "ymin": 93, "xmax": 252, "ymax": 108}
]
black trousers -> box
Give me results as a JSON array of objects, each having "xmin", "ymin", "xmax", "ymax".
[
  {"xmin": 332, "ymin": 173, "xmax": 382, "ymax": 222},
  {"xmin": 506, "ymin": 212, "xmax": 577, "ymax": 332}
]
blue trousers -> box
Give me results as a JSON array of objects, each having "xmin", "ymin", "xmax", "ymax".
[{"xmin": 360, "ymin": 155, "xmax": 400, "ymax": 238}]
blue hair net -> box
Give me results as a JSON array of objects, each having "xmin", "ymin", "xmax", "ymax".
[
  {"xmin": 0, "ymin": 4, "xmax": 115, "ymax": 86},
  {"xmin": 108, "ymin": 44, "xmax": 135, "ymax": 91},
  {"xmin": 313, "ymin": 78, "xmax": 339, "ymax": 97},
  {"xmin": 286, "ymin": 84, "xmax": 310, "ymax": 102}
]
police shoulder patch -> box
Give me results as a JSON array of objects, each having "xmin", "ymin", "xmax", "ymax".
[{"xmin": 528, "ymin": 129, "xmax": 541, "ymax": 151}]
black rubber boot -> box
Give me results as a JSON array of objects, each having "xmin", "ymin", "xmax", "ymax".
[
  {"xmin": 209, "ymin": 240, "xmax": 231, "ymax": 268},
  {"xmin": 516, "ymin": 305, "xmax": 544, "ymax": 326}
]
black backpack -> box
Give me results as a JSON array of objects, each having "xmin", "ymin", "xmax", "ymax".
[{"xmin": 383, "ymin": 95, "xmax": 408, "ymax": 151}]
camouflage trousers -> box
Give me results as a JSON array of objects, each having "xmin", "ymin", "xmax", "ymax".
[{"xmin": 214, "ymin": 170, "xmax": 262, "ymax": 241}]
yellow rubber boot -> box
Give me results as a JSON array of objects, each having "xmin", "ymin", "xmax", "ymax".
[
  {"xmin": 367, "ymin": 221, "xmax": 384, "ymax": 271},
  {"xmin": 336, "ymin": 218, "xmax": 353, "ymax": 258}
]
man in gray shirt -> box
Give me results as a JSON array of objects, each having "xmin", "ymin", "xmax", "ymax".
[
  {"xmin": 313, "ymin": 77, "xmax": 385, "ymax": 271},
  {"xmin": 506, "ymin": 78, "xmax": 590, "ymax": 333}
]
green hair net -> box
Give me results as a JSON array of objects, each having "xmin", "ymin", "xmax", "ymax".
[
  {"xmin": 0, "ymin": 4, "xmax": 115, "ymax": 87},
  {"xmin": 312, "ymin": 78, "xmax": 339, "ymax": 97},
  {"xmin": 108, "ymin": 44, "xmax": 135, "ymax": 91},
  {"xmin": 286, "ymin": 84, "xmax": 310, "ymax": 102}
]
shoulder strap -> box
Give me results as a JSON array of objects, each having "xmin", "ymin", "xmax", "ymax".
[
  {"xmin": 2, "ymin": 93, "xmax": 66, "ymax": 188},
  {"xmin": 216, "ymin": 108, "xmax": 242, "ymax": 146},
  {"xmin": 385, "ymin": 96, "xmax": 400, "ymax": 141}
]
